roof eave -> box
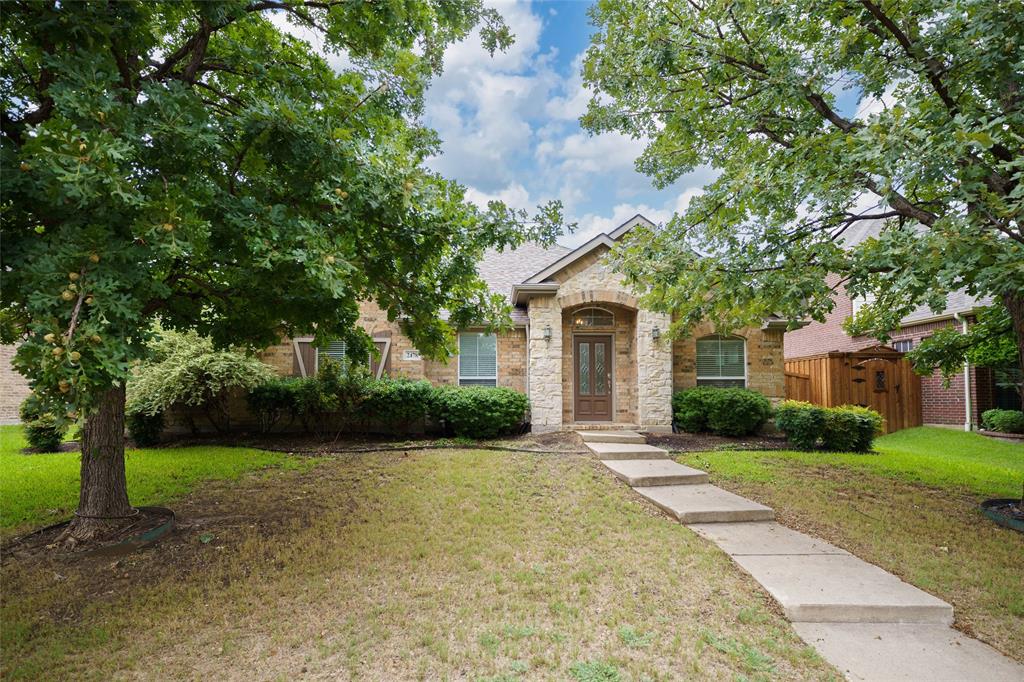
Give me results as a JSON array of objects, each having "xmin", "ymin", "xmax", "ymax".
[{"xmin": 511, "ymin": 283, "xmax": 559, "ymax": 306}]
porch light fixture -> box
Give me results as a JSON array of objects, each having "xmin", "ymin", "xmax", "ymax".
[
  {"xmin": 652, "ymin": 326, "xmax": 661, "ymax": 341},
  {"xmin": 543, "ymin": 325, "xmax": 552, "ymax": 341}
]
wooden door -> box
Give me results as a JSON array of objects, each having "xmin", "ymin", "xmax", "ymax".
[{"xmin": 574, "ymin": 335, "xmax": 613, "ymax": 421}]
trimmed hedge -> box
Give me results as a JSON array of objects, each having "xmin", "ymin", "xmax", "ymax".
[
  {"xmin": 981, "ymin": 408, "xmax": 1024, "ymax": 434},
  {"xmin": 775, "ymin": 400, "xmax": 883, "ymax": 452},
  {"xmin": 245, "ymin": 371, "xmax": 529, "ymax": 440},
  {"xmin": 429, "ymin": 386, "xmax": 530, "ymax": 439},
  {"xmin": 672, "ymin": 387, "xmax": 772, "ymax": 437}
]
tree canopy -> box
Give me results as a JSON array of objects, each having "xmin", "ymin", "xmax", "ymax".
[
  {"xmin": 1, "ymin": 0, "xmax": 564, "ymax": 418},
  {"xmin": 582, "ymin": 0, "xmax": 1023, "ymax": 394}
]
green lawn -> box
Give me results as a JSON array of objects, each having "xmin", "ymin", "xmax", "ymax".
[
  {"xmin": 0, "ymin": 425, "xmax": 310, "ymax": 539},
  {"xmin": 1, "ymin": 448, "xmax": 837, "ymax": 681},
  {"xmin": 676, "ymin": 426, "xmax": 1024, "ymax": 664}
]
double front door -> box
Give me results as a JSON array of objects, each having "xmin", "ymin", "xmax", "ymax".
[{"xmin": 574, "ymin": 335, "xmax": 613, "ymax": 421}]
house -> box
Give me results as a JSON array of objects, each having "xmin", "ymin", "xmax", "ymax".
[
  {"xmin": 784, "ymin": 221, "xmax": 1017, "ymax": 429},
  {"xmin": 263, "ymin": 215, "xmax": 791, "ymax": 432},
  {"xmin": 1, "ymin": 345, "xmax": 31, "ymax": 424}
]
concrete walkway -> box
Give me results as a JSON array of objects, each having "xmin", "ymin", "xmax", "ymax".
[{"xmin": 579, "ymin": 430, "xmax": 1024, "ymax": 681}]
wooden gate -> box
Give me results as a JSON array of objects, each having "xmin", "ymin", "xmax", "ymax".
[{"xmin": 784, "ymin": 346, "xmax": 922, "ymax": 433}]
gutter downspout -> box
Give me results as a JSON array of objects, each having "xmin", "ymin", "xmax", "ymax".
[{"xmin": 955, "ymin": 313, "xmax": 972, "ymax": 431}]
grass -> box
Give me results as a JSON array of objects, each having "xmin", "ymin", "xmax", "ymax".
[
  {"xmin": 0, "ymin": 425, "xmax": 311, "ymax": 540},
  {"xmin": 0, "ymin": 448, "xmax": 839, "ymax": 681},
  {"xmin": 676, "ymin": 426, "xmax": 1024, "ymax": 663}
]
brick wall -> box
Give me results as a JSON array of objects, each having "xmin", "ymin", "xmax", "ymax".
[
  {"xmin": 673, "ymin": 324, "xmax": 786, "ymax": 401},
  {"xmin": 1, "ymin": 345, "xmax": 31, "ymax": 424}
]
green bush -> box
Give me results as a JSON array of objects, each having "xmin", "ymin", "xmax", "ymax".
[
  {"xmin": 362, "ymin": 378, "xmax": 434, "ymax": 429},
  {"xmin": 774, "ymin": 400, "xmax": 826, "ymax": 450},
  {"xmin": 127, "ymin": 328, "xmax": 275, "ymax": 433},
  {"xmin": 822, "ymin": 405, "xmax": 883, "ymax": 452},
  {"xmin": 429, "ymin": 386, "xmax": 529, "ymax": 439},
  {"xmin": 19, "ymin": 395, "xmax": 68, "ymax": 452},
  {"xmin": 127, "ymin": 411, "xmax": 165, "ymax": 446},
  {"xmin": 982, "ymin": 408, "xmax": 1024, "ymax": 434},
  {"xmin": 672, "ymin": 387, "xmax": 772, "ymax": 436},
  {"xmin": 776, "ymin": 401, "xmax": 883, "ymax": 451},
  {"xmin": 246, "ymin": 378, "xmax": 304, "ymax": 433}
]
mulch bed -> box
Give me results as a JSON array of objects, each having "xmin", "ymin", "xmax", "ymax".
[{"xmin": 644, "ymin": 431, "xmax": 790, "ymax": 452}]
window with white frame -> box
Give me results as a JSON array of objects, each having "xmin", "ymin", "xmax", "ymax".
[
  {"xmin": 316, "ymin": 340, "xmax": 348, "ymax": 373},
  {"xmin": 571, "ymin": 307, "xmax": 615, "ymax": 327},
  {"xmin": 892, "ymin": 339, "xmax": 913, "ymax": 352},
  {"xmin": 695, "ymin": 335, "xmax": 746, "ymax": 388},
  {"xmin": 458, "ymin": 332, "xmax": 497, "ymax": 386}
]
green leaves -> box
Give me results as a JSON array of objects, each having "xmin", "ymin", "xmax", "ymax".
[
  {"xmin": 2, "ymin": 0, "xmax": 564, "ymax": 417},
  {"xmin": 583, "ymin": 0, "xmax": 1024, "ymax": 370}
]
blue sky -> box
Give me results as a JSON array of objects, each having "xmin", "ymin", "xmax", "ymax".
[{"xmin": 422, "ymin": 0, "xmax": 719, "ymax": 247}]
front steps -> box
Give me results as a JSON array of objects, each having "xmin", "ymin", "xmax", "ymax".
[
  {"xmin": 578, "ymin": 430, "xmax": 1019, "ymax": 680},
  {"xmin": 578, "ymin": 430, "xmax": 646, "ymax": 444}
]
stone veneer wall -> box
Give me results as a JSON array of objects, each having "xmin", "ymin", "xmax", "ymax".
[
  {"xmin": 636, "ymin": 309, "xmax": 673, "ymax": 429},
  {"xmin": 671, "ymin": 322, "xmax": 785, "ymax": 400},
  {"xmin": 527, "ymin": 296, "xmax": 563, "ymax": 430}
]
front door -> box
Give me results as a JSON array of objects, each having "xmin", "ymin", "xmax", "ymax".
[{"xmin": 574, "ymin": 335, "xmax": 613, "ymax": 421}]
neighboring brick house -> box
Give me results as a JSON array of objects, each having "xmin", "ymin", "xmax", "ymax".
[
  {"xmin": 784, "ymin": 222, "xmax": 1016, "ymax": 429},
  {"xmin": 1, "ymin": 345, "xmax": 32, "ymax": 425},
  {"xmin": 263, "ymin": 215, "xmax": 792, "ymax": 432}
]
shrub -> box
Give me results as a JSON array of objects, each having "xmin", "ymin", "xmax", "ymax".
[
  {"xmin": 19, "ymin": 394, "xmax": 68, "ymax": 452},
  {"xmin": 672, "ymin": 387, "xmax": 772, "ymax": 436},
  {"xmin": 822, "ymin": 405, "xmax": 883, "ymax": 452},
  {"xmin": 429, "ymin": 386, "xmax": 529, "ymax": 439},
  {"xmin": 774, "ymin": 400, "xmax": 826, "ymax": 450},
  {"xmin": 776, "ymin": 401, "xmax": 883, "ymax": 451},
  {"xmin": 982, "ymin": 408, "xmax": 1024, "ymax": 434},
  {"xmin": 127, "ymin": 328, "xmax": 275, "ymax": 433},
  {"xmin": 246, "ymin": 378, "xmax": 304, "ymax": 433},
  {"xmin": 127, "ymin": 411, "xmax": 165, "ymax": 446},
  {"xmin": 362, "ymin": 378, "xmax": 434, "ymax": 430}
]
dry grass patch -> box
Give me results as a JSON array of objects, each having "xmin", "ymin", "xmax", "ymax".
[{"xmin": 2, "ymin": 449, "xmax": 835, "ymax": 681}]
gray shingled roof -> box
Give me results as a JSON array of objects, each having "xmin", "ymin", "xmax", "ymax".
[
  {"xmin": 477, "ymin": 242, "xmax": 570, "ymax": 325},
  {"xmin": 839, "ymin": 216, "xmax": 989, "ymax": 323}
]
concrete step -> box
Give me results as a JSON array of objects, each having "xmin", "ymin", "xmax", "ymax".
[
  {"xmin": 633, "ymin": 484, "xmax": 774, "ymax": 523},
  {"xmin": 731, "ymin": 554, "xmax": 953, "ymax": 624},
  {"xmin": 689, "ymin": 522, "xmax": 850, "ymax": 556},
  {"xmin": 577, "ymin": 430, "xmax": 646, "ymax": 444},
  {"xmin": 793, "ymin": 623, "xmax": 1024, "ymax": 681},
  {"xmin": 584, "ymin": 442, "xmax": 669, "ymax": 460},
  {"xmin": 603, "ymin": 459, "xmax": 709, "ymax": 486}
]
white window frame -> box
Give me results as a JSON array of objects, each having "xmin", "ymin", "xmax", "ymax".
[
  {"xmin": 695, "ymin": 335, "xmax": 747, "ymax": 387},
  {"xmin": 892, "ymin": 339, "xmax": 913, "ymax": 353},
  {"xmin": 851, "ymin": 292, "xmax": 877, "ymax": 317},
  {"xmin": 571, "ymin": 306, "xmax": 615, "ymax": 328},
  {"xmin": 457, "ymin": 331, "xmax": 498, "ymax": 387}
]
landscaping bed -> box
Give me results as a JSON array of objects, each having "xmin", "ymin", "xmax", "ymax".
[{"xmin": 645, "ymin": 431, "xmax": 789, "ymax": 452}]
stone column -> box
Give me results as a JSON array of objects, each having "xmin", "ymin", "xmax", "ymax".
[
  {"xmin": 636, "ymin": 309, "xmax": 673, "ymax": 431},
  {"xmin": 527, "ymin": 296, "xmax": 563, "ymax": 432}
]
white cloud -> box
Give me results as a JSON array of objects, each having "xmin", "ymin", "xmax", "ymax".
[
  {"xmin": 570, "ymin": 202, "xmax": 673, "ymax": 246},
  {"xmin": 464, "ymin": 182, "xmax": 533, "ymax": 211}
]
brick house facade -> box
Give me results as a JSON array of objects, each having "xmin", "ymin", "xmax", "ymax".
[
  {"xmin": 262, "ymin": 215, "xmax": 790, "ymax": 432},
  {"xmin": 785, "ymin": 274, "xmax": 1008, "ymax": 428},
  {"xmin": 1, "ymin": 345, "xmax": 31, "ymax": 425}
]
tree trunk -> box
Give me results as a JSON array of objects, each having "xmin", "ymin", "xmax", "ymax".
[
  {"xmin": 1004, "ymin": 292, "xmax": 1024, "ymax": 411},
  {"xmin": 60, "ymin": 384, "xmax": 134, "ymax": 545}
]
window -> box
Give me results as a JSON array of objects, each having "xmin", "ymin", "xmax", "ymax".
[
  {"xmin": 458, "ymin": 332, "xmax": 497, "ymax": 386},
  {"xmin": 892, "ymin": 339, "xmax": 913, "ymax": 352},
  {"xmin": 695, "ymin": 335, "xmax": 746, "ymax": 388},
  {"xmin": 571, "ymin": 307, "xmax": 614, "ymax": 327}
]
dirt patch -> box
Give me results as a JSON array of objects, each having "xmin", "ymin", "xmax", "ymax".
[
  {"xmin": 645, "ymin": 431, "xmax": 789, "ymax": 452},
  {"xmin": 156, "ymin": 428, "xmax": 587, "ymax": 455}
]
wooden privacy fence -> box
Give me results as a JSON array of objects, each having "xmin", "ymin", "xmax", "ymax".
[{"xmin": 784, "ymin": 346, "xmax": 922, "ymax": 433}]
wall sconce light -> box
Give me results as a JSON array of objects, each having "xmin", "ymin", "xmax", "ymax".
[
  {"xmin": 652, "ymin": 326, "xmax": 661, "ymax": 341},
  {"xmin": 543, "ymin": 326, "xmax": 553, "ymax": 341}
]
